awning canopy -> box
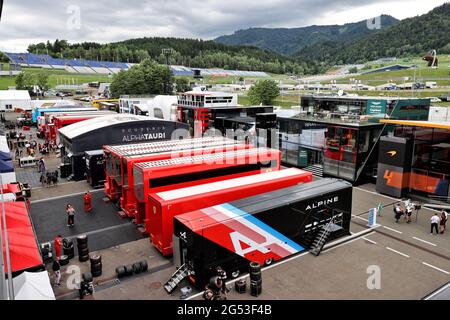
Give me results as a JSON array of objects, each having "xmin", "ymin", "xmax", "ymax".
[
  {"xmin": 380, "ymin": 119, "xmax": 450, "ymax": 130},
  {"xmin": 1, "ymin": 202, "xmax": 43, "ymax": 274},
  {"xmin": 11, "ymin": 271, "xmax": 55, "ymax": 300}
]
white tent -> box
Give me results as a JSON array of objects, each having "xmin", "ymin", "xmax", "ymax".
[{"xmin": 11, "ymin": 271, "xmax": 56, "ymax": 300}]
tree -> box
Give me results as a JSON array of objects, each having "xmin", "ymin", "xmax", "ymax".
[
  {"xmin": 110, "ymin": 59, "xmax": 174, "ymax": 98},
  {"xmin": 36, "ymin": 73, "xmax": 50, "ymax": 92},
  {"xmin": 15, "ymin": 72, "xmax": 35, "ymax": 94},
  {"xmin": 174, "ymin": 78, "xmax": 190, "ymax": 93},
  {"xmin": 248, "ymin": 80, "xmax": 280, "ymax": 105}
]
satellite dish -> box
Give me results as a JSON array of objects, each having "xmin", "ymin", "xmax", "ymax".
[{"xmin": 338, "ymin": 90, "xmax": 344, "ymax": 97}]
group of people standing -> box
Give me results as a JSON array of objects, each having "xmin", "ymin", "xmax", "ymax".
[
  {"xmin": 393, "ymin": 200, "xmax": 414, "ymax": 224},
  {"xmin": 430, "ymin": 210, "xmax": 448, "ymax": 235},
  {"xmin": 393, "ymin": 201, "xmax": 448, "ymax": 235}
]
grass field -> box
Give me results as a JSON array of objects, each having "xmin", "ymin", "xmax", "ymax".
[
  {"xmin": 239, "ymin": 89, "xmax": 450, "ymax": 108},
  {"xmin": 343, "ymin": 55, "xmax": 450, "ymax": 86},
  {"xmin": 0, "ymin": 66, "xmax": 113, "ymax": 90}
]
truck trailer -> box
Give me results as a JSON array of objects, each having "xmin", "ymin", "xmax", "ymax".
[
  {"xmin": 148, "ymin": 168, "xmax": 312, "ymax": 256},
  {"xmin": 117, "ymin": 141, "xmax": 250, "ymax": 219},
  {"xmin": 169, "ymin": 178, "xmax": 352, "ymax": 292},
  {"xmin": 133, "ymin": 148, "xmax": 281, "ymax": 238},
  {"xmin": 103, "ymin": 137, "xmax": 240, "ymax": 201}
]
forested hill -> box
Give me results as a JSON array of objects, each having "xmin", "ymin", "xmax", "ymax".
[
  {"xmin": 27, "ymin": 37, "xmax": 327, "ymax": 75},
  {"xmin": 215, "ymin": 15, "xmax": 398, "ymax": 56},
  {"xmin": 296, "ymin": 3, "xmax": 450, "ymax": 64}
]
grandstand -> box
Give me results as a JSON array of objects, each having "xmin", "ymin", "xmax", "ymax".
[
  {"xmin": 3, "ymin": 52, "xmax": 131, "ymax": 75},
  {"xmin": 3, "ymin": 52, "xmax": 269, "ymax": 77}
]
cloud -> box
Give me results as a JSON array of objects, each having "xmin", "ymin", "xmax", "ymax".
[{"xmin": 0, "ymin": 0, "xmax": 447, "ymax": 52}]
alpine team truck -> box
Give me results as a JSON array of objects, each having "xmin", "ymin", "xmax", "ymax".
[
  {"xmin": 117, "ymin": 141, "xmax": 250, "ymax": 220},
  {"xmin": 148, "ymin": 168, "xmax": 312, "ymax": 256},
  {"xmin": 133, "ymin": 148, "xmax": 281, "ymax": 238},
  {"xmin": 168, "ymin": 178, "xmax": 352, "ymax": 292},
  {"xmin": 103, "ymin": 137, "xmax": 240, "ymax": 201}
]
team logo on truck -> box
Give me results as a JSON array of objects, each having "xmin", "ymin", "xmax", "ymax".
[
  {"xmin": 193, "ymin": 203, "xmax": 304, "ymax": 263},
  {"xmin": 305, "ymin": 196, "xmax": 339, "ymax": 211}
]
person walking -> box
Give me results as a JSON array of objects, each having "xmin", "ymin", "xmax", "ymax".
[
  {"xmin": 54, "ymin": 235, "xmax": 63, "ymax": 259},
  {"xmin": 430, "ymin": 213, "xmax": 440, "ymax": 235},
  {"xmin": 83, "ymin": 191, "xmax": 93, "ymax": 213},
  {"xmin": 52, "ymin": 258, "xmax": 61, "ymax": 287},
  {"xmin": 66, "ymin": 204, "xmax": 75, "ymax": 227},
  {"xmin": 439, "ymin": 211, "xmax": 447, "ymax": 234}
]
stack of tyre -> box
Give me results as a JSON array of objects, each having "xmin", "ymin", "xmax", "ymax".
[
  {"xmin": 63, "ymin": 238, "xmax": 75, "ymax": 259},
  {"xmin": 90, "ymin": 255, "xmax": 102, "ymax": 278},
  {"xmin": 77, "ymin": 235, "xmax": 89, "ymax": 262},
  {"xmin": 249, "ymin": 262, "xmax": 262, "ymax": 297},
  {"xmin": 115, "ymin": 261, "xmax": 148, "ymax": 279},
  {"xmin": 40, "ymin": 243, "xmax": 53, "ymax": 263}
]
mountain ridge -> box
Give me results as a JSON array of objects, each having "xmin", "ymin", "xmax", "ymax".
[{"xmin": 215, "ymin": 15, "xmax": 399, "ymax": 56}]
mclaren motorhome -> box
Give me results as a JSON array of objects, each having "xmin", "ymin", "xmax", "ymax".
[
  {"xmin": 103, "ymin": 137, "xmax": 241, "ymax": 201},
  {"xmin": 148, "ymin": 168, "xmax": 312, "ymax": 256},
  {"xmin": 170, "ymin": 179, "xmax": 352, "ymax": 291},
  {"xmin": 133, "ymin": 148, "xmax": 281, "ymax": 242}
]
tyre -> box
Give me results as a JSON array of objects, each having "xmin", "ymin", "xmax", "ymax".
[
  {"xmin": 124, "ymin": 264, "xmax": 134, "ymax": 276},
  {"xmin": 231, "ymin": 270, "xmax": 240, "ymax": 279},
  {"xmin": 59, "ymin": 255, "xmax": 69, "ymax": 266},
  {"xmin": 133, "ymin": 263, "xmax": 142, "ymax": 274},
  {"xmin": 116, "ymin": 266, "xmax": 126, "ymax": 278},
  {"xmin": 64, "ymin": 247, "xmax": 75, "ymax": 259},
  {"xmin": 250, "ymin": 284, "xmax": 262, "ymax": 297},
  {"xmin": 264, "ymin": 258, "xmax": 274, "ymax": 266},
  {"xmin": 77, "ymin": 243, "xmax": 88, "ymax": 251},
  {"xmin": 250, "ymin": 271, "xmax": 261, "ymax": 281},
  {"xmin": 89, "ymin": 255, "xmax": 102, "ymax": 265},
  {"xmin": 91, "ymin": 262, "xmax": 102, "ymax": 271},
  {"xmin": 82, "ymin": 272, "xmax": 93, "ymax": 283},
  {"xmin": 79, "ymin": 254, "xmax": 89, "ymax": 262},
  {"xmin": 78, "ymin": 248, "xmax": 89, "ymax": 257},
  {"xmin": 77, "ymin": 235, "xmax": 88, "ymax": 246},
  {"xmin": 92, "ymin": 269, "xmax": 102, "ymax": 278},
  {"xmin": 63, "ymin": 238, "xmax": 73, "ymax": 248},
  {"xmin": 209, "ymin": 276, "xmax": 222, "ymax": 290},
  {"xmin": 139, "ymin": 260, "xmax": 148, "ymax": 272},
  {"xmin": 250, "ymin": 279, "xmax": 262, "ymax": 287},
  {"xmin": 235, "ymin": 280, "xmax": 246, "ymax": 294},
  {"xmin": 41, "ymin": 247, "xmax": 50, "ymax": 256},
  {"xmin": 249, "ymin": 261, "xmax": 261, "ymax": 273}
]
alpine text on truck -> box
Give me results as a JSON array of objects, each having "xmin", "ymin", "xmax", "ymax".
[
  {"xmin": 169, "ymin": 178, "xmax": 352, "ymax": 292},
  {"xmin": 133, "ymin": 147, "xmax": 281, "ymax": 242},
  {"xmin": 103, "ymin": 137, "xmax": 235, "ymax": 201},
  {"xmin": 115, "ymin": 140, "xmax": 251, "ymax": 220},
  {"xmin": 148, "ymin": 168, "xmax": 312, "ymax": 256}
]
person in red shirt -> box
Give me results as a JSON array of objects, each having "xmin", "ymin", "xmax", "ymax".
[
  {"xmin": 54, "ymin": 235, "xmax": 63, "ymax": 259},
  {"xmin": 83, "ymin": 191, "xmax": 92, "ymax": 213}
]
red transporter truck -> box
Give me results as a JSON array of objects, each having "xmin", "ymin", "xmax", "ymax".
[
  {"xmin": 132, "ymin": 147, "xmax": 282, "ymax": 255},
  {"xmin": 49, "ymin": 112, "xmax": 115, "ymax": 143},
  {"xmin": 118, "ymin": 141, "xmax": 251, "ymax": 220},
  {"xmin": 147, "ymin": 168, "xmax": 312, "ymax": 256},
  {"xmin": 103, "ymin": 137, "xmax": 238, "ymax": 201}
]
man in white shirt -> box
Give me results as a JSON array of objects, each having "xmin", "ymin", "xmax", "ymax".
[{"xmin": 430, "ymin": 213, "xmax": 440, "ymax": 235}]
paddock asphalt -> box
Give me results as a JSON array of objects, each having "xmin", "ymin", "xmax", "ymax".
[{"xmin": 30, "ymin": 190, "xmax": 142, "ymax": 253}]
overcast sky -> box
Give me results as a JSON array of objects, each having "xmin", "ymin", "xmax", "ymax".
[{"xmin": 0, "ymin": 0, "xmax": 448, "ymax": 52}]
